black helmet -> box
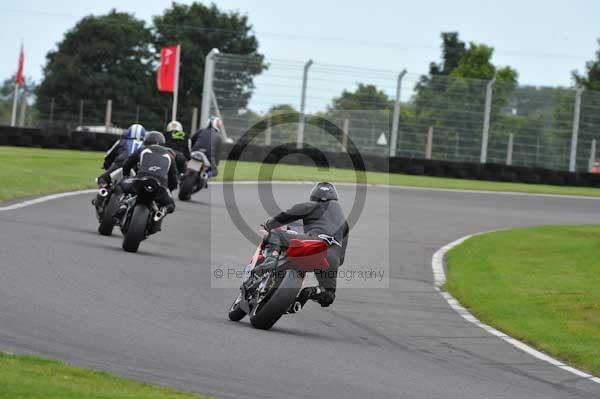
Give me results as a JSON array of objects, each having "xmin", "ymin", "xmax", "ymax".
[
  {"xmin": 310, "ymin": 182, "xmax": 339, "ymax": 201},
  {"xmin": 143, "ymin": 131, "xmax": 165, "ymax": 146}
]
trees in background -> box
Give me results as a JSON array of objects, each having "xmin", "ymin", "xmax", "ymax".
[
  {"xmin": 153, "ymin": 2, "xmax": 265, "ymax": 118},
  {"xmin": 34, "ymin": 2, "xmax": 265, "ymax": 131},
  {"xmin": 36, "ymin": 10, "xmax": 155, "ymax": 128},
  {"xmin": 328, "ymin": 84, "xmax": 393, "ymax": 112},
  {"xmin": 9, "ymin": 7, "xmax": 600, "ymax": 168},
  {"xmin": 573, "ymin": 38, "xmax": 600, "ymax": 91},
  {"xmin": 0, "ymin": 75, "xmax": 37, "ymax": 126},
  {"xmin": 401, "ymin": 32, "xmax": 519, "ymax": 159}
]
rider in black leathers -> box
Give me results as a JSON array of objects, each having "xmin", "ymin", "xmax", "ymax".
[
  {"xmin": 191, "ymin": 117, "xmax": 223, "ymax": 177},
  {"xmin": 261, "ymin": 182, "xmax": 349, "ymax": 307},
  {"xmin": 100, "ymin": 132, "xmax": 178, "ymax": 222},
  {"xmin": 97, "ymin": 123, "xmax": 145, "ymax": 185}
]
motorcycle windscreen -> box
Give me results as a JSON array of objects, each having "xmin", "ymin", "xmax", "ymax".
[{"xmin": 286, "ymin": 239, "xmax": 329, "ymax": 272}]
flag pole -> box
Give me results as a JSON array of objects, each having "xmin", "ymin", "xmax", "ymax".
[
  {"xmin": 171, "ymin": 44, "xmax": 180, "ymax": 121},
  {"xmin": 10, "ymin": 83, "xmax": 18, "ymax": 127},
  {"xmin": 11, "ymin": 42, "xmax": 24, "ymax": 127}
]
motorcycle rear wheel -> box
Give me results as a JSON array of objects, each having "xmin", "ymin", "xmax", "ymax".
[
  {"xmin": 178, "ymin": 173, "xmax": 196, "ymax": 201},
  {"xmin": 250, "ymin": 269, "xmax": 303, "ymax": 330},
  {"xmin": 122, "ymin": 204, "xmax": 149, "ymax": 253}
]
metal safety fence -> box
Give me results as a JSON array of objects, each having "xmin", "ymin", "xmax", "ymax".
[{"xmin": 4, "ymin": 51, "xmax": 600, "ymax": 173}]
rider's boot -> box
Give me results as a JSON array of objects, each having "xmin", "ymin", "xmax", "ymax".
[{"xmin": 296, "ymin": 286, "xmax": 335, "ymax": 308}]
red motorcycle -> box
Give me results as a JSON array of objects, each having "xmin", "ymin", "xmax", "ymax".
[{"xmin": 228, "ymin": 226, "xmax": 330, "ymax": 330}]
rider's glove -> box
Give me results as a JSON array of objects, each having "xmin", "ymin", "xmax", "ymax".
[{"xmin": 263, "ymin": 217, "xmax": 276, "ymax": 231}]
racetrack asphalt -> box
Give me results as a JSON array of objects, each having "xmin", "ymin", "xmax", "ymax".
[{"xmin": 1, "ymin": 182, "xmax": 600, "ymax": 399}]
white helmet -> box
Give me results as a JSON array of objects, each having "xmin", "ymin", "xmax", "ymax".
[
  {"xmin": 208, "ymin": 117, "xmax": 222, "ymax": 131},
  {"xmin": 166, "ymin": 120, "xmax": 183, "ymax": 133}
]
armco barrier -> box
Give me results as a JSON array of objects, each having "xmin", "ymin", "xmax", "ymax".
[{"xmin": 2, "ymin": 126, "xmax": 600, "ymax": 189}]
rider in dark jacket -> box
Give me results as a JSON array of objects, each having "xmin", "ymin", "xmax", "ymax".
[
  {"xmin": 97, "ymin": 124, "xmax": 145, "ymax": 186},
  {"xmin": 101, "ymin": 131, "xmax": 178, "ymax": 221},
  {"xmin": 261, "ymin": 182, "xmax": 349, "ymax": 307},
  {"xmin": 191, "ymin": 117, "xmax": 223, "ymax": 177}
]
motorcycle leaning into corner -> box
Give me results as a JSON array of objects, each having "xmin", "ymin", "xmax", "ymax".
[
  {"xmin": 228, "ymin": 224, "xmax": 331, "ymax": 330},
  {"xmin": 118, "ymin": 176, "xmax": 168, "ymax": 253},
  {"xmin": 178, "ymin": 150, "xmax": 211, "ymax": 201}
]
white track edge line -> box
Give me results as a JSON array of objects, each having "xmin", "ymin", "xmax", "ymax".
[
  {"xmin": 0, "ymin": 189, "xmax": 97, "ymax": 211},
  {"xmin": 224, "ymin": 180, "xmax": 600, "ymax": 201},
  {"xmin": 431, "ymin": 232, "xmax": 600, "ymax": 384},
  {"xmin": 2, "ymin": 179, "xmax": 600, "ymax": 212},
  {"xmin": 2, "ymin": 184, "xmax": 600, "ymax": 384}
]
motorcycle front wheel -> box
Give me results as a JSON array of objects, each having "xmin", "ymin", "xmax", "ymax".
[
  {"xmin": 228, "ymin": 292, "xmax": 247, "ymax": 322},
  {"xmin": 98, "ymin": 193, "xmax": 119, "ymax": 236},
  {"xmin": 250, "ymin": 269, "xmax": 303, "ymax": 330}
]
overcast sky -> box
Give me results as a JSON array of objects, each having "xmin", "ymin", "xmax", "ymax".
[{"xmin": 1, "ymin": 0, "xmax": 598, "ymax": 93}]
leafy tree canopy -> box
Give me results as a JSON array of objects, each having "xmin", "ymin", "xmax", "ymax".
[
  {"xmin": 573, "ymin": 38, "xmax": 600, "ymax": 90},
  {"xmin": 154, "ymin": 2, "xmax": 265, "ymax": 112},
  {"xmin": 329, "ymin": 83, "xmax": 393, "ymax": 111}
]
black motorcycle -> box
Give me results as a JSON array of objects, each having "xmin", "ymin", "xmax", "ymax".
[
  {"xmin": 178, "ymin": 150, "xmax": 210, "ymax": 201},
  {"xmin": 93, "ymin": 168, "xmax": 124, "ymax": 236},
  {"xmin": 228, "ymin": 225, "xmax": 330, "ymax": 330},
  {"xmin": 119, "ymin": 177, "xmax": 166, "ymax": 253}
]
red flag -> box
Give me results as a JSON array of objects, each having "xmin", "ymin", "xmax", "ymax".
[
  {"xmin": 156, "ymin": 46, "xmax": 179, "ymax": 92},
  {"xmin": 15, "ymin": 45, "xmax": 24, "ymax": 87}
]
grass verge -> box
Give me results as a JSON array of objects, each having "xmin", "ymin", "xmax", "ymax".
[
  {"xmin": 445, "ymin": 226, "xmax": 600, "ymax": 376},
  {"xmin": 2, "ymin": 146, "xmax": 600, "ymax": 203},
  {"xmin": 0, "ymin": 352, "xmax": 210, "ymax": 399}
]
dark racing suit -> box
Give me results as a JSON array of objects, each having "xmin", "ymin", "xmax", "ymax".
[
  {"xmin": 164, "ymin": 130, "xmax": 191, "ymax": 174},
  {"xmin": 115, "ymin": 145, "xmax": 178, "ymax": 213},
  {"xmin": 98, "ymin": 134, "xmax": 144, "ymax": 184},
  {"xmin": 191, "ymin": 127, "xmax": 223, "ymax": 177},
  {"xmin": 264, "ymin": 200, "xmax": 349, "ymax": 305}
]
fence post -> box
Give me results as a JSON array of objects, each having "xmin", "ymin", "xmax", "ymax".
[
  {"xmin": 426, "ymin": 126, "xmax": 434, "ymax": 159},
  {"xmin": 210, "ymin": 89, "xmax": 231, "ymax": 141},
  {"xmin": 569, "ymin": 87, "xmax": 584, "ymax": 172},
  {"xmin": 49, "ymin": 98, "xmax": 55, "ymax": 126},
  {"xmin": 191, "ymin": 107, "xmax": 198, "ymax": 134},
  {"xmin": 480, "ymin": 76, "xmax": 496, "ymax": 164},
  {"xmin": 135, "ymin": 105, "xmax": 140, "ymax": 124},
  {"xmin": 342, "ymin": 118, "xmax": 349, "ymax": 152},
  {"xmin": 10, "ymin": 82, "xmax": 19, "ymax": 127},
  {"xmin": 588, "ymin": 139, "xmax": 596, "ymax": 172},
  {"xmin": 296, "ymin": 59, "xmax": 313, "ymax": 149},
  {"xmin": 265, "ymin": 116, "xmax": 272, "ymax": 146},
  {"xmin": 390, "ymin": 69, "xmax": 407, "ymax": 157},
  {"xmin": 104, "ymin": 99, "xmax": 112, "ymax": 133},
  {"xmin": 79, "ymin": 100, "xmax": 84, "ymax": 128},
  {"xmin": 505, "ymin": 133, "xmax": 514, "ymax": 165},
  {"xmin": 18, "ymin": 94, "xmax": 27, "ymax": 127},
  {"xmin": 454, "ymin": 134, "xmax": 460, "ymax": 158},
  {"xmin": 200, "ymin": 48, "xmax": 220, "ymax": 126}
]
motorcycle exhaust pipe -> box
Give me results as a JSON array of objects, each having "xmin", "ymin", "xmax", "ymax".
[
  {"xmin": 293, "ymin": 301, "xmax": 302, "ymax": 313},
  {"xmin": 200, "ymin": 171, "xmax": 209, "ymax": 180},
  {"xmin": 153, "ymin": 210, "xmax": 165, "ymax": 222},
  {"xmin": 98, "ymin": 188, "xmax": 109, "ymax": 197},
  {"xmin": 288, "ymin": 301, "xmax": 303, "ymax": 314}
]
